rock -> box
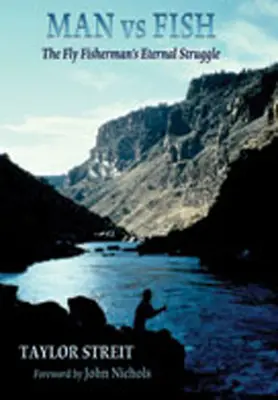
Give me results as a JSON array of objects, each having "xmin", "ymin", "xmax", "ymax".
[
  {"xmin": 67, "ymin": 295, "xmax": 107, "ymax": 331},
  {"xmin": 13, "ymin": 300, "xmax": 71, "ymax": 342},
  {"xmin": 95, "ymin": 247, "xmax": 104, "ymax": 252},
  {"xmin": 107, "ymin": 245, "xmax": 120, "ymax": 251},
  {"xmin": 32, "ymin": 301, "xmax": 69, "ymax": 324},
  {"xmin": 123, "ymin": 247, "xmax": 137, "ymax": 252}
]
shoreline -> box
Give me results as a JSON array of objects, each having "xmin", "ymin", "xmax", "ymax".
[{"xmin": 0, "ymin": 237, "xmax": 131, "ymax": 273}]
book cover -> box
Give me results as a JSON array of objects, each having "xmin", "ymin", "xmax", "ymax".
[{"xmin": 1, "ymin": 0, "xmax": 278, "ymax": 397}]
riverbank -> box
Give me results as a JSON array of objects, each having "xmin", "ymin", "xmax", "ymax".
[{"xmin": 0, "ymin": 241, "xmax": 86, "ymax": 273}]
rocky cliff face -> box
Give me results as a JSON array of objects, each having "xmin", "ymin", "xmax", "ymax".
[
  {"xmin": 60, "ymin": 64, "xmax": 278, "ymax": 236},
  {"xmin": 0, "ymin": 154, "xmax": 127, "ymax": 271},
  {"xmin": 66, "ymin": 104, "xmax": 171, "ymax": 186}
]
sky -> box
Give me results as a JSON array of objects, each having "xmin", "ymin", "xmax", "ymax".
[{"xmin": 1, "ymin": 0, "xmax": 278, "ymax": 175}]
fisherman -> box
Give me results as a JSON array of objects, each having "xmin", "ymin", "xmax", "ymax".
[{"xmin": 133, "ymin": 289, "xmax": 167, "ymax": 333}]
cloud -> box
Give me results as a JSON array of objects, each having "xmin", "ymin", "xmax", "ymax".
[
  {"xmin": 1, "ymin": 97, "xmax": 179, "ymax": 175},
  {"xmin": 239, "ymin": 0, "xmax": 278, "ymax": 17},
  {"xmin": 3, "ymin": 116, "xmax": 96, "ymax": 137},
  {"xmin": 3, "ymin": 144, "xmax": 82, "ymax": 177},
  {"xmin": 3, "ymin": 99, "xmax": 178, "ymax": 143},
  {"xmin": 70, "ymin": 69, "xmax": 119, "ymax": 91},
  {"xmin": 221, "ymin": 20, "xmax": 278, "ymax": 63}
]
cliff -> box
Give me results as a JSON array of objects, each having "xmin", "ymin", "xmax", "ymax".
[
  {"xmin": 60, "ymin": 63, "xmax": 278, "ymax": 236},
  {"xmin": 0, "ymin": 154, "xmax": 127, "ymax": 272}
]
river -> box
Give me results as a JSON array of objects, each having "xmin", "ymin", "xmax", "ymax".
[{"xmin": 0, "ymin": 241, "xmax": 277, "ymax": 395}]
